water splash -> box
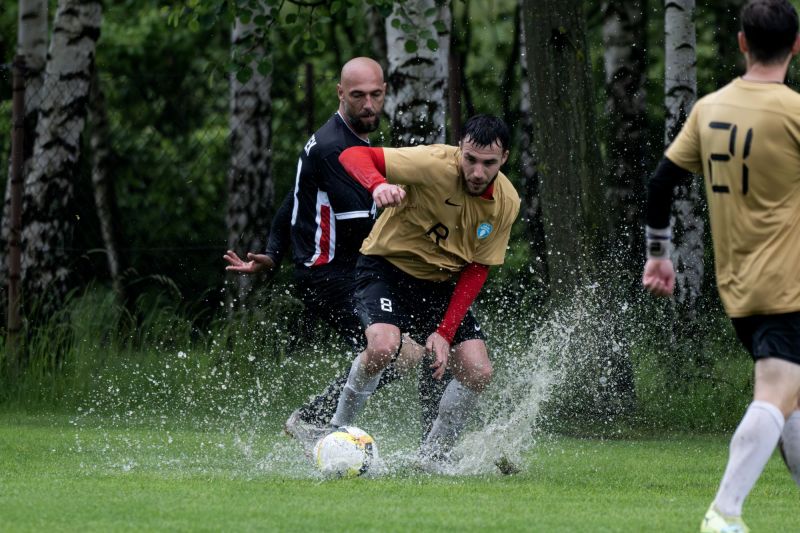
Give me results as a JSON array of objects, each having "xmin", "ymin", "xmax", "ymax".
[{"xmin": 69, "ymin": 282, "xmax": 641, "ymax": 479}]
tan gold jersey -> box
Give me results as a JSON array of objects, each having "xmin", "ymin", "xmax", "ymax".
[
  {"xmin": 360, "ymin": 145, "xmax": 520, "ymax": 281},
  {"xmin": 666, "ymin": 78, "xmax": 800, "ymax": 317}
]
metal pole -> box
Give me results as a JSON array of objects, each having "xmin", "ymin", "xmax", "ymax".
[{"xmin": 7, "ymin": 55, "xmax": 25, "ymax": 375}]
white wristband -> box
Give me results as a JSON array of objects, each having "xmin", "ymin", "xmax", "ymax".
[{"xmin": 645, "ymin": 225, "xmax": 672, "ymax": 259}]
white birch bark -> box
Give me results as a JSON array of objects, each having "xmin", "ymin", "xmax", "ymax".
[
  {"xmin": 20, "ymin": 0, "xmax": 102, "ymax": 309},
  {"xmin": 665, "ymin": 0, "xmax": 703, "ymax": 323},
  {"xmin": 1, "ymin": 0, "xmax": 48, "ymax": 315},
  {"xmin": 16, "ymin": 0, "xmax": 48, "ymax": 117},
  {"xmin": 226, "ymin": 16, "xmax": 274, "ymax": 303},
  {"xmin": 385, "ymin": 1, "xmax": 451, "ymax": 145}
]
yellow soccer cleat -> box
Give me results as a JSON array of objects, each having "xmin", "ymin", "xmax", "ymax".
[{"xmin": 700, "ymin": 505, "xmax": 750, "ymax": 533}]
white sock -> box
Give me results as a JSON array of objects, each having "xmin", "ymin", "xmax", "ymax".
[
  {"xmin": 713, "ymin": 400, "xmax": 784, "ymax": 516},
  {"xmin": 420, "ymin": 379, "xmax": 479, "ymax": 458},
  {"xmin": 330, "ymin": 354, "xmax": 382, "ymax": 427},
  {"xmin": 780, "ymin": 410, "xmax": 800, "ymax": 487}
]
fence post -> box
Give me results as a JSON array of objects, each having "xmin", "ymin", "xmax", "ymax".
[{"xmin": 7, "ymin": 56, "xmax": 25, "ymax": 376}]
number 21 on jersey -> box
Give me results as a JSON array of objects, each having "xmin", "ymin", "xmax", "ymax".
[{"xmin": 707, "ymin": 121, "xmax": 753, "ymax": 195}]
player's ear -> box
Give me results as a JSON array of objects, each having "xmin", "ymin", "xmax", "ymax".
[
  {"xmin": 337, "ymin": 83, "xmax": 344, "ymax": 101},
  {"xmin": 501, "ymin": 150, "xmax": 509, "ymax": 166},
  {"xmin": 737, "ymin": 31, "xmax": 748, "ymax": 54},
  {"xmin": 792, "ymin": 34, "xmax": 800, "ymax": 56}
]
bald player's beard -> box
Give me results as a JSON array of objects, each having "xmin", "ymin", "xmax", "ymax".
[{"xmin": 346, "ymin": 109, "xmax": 381, "ymax": 134}]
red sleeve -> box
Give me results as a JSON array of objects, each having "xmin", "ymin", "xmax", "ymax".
[
  {"xmin": 339, "ymin": 146, "xmax": 387, "ymax": 193},
  {"xmin": 436, "ymin": 263, "xmax": 490, "ymax": 344}
]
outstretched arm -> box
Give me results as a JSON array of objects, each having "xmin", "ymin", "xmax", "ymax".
[
  {"xmin": 642, "ymin": 157, "xmax": 693, "ymax": 297},
  {"xmin": 223, "ymin": 190, "xmax": 294, "ymax": 277},
  {"xmin": 426, "ymin": 263, "xmax": 490, "ymax": 379},
  {"xmin": 264, "ymin": 190, "xmax": 294, "ymax": 265},
  {"xmin": 339, "ymin": 146, "xmax": 405, "ymax": 208}
]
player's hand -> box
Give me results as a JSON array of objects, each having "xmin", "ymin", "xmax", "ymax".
[
  {"xmin": 224, "ymin": 250, "xmax": 277, "ymax": 276},
  {"xmin": 425, "ymin": 332, "xmax": 450, "ymax": 380},
  {"xmin": 373, "ymin": 183, "xmax": 405, "ymax": 208},
  {"xmin": 642, "ymin": 258, "xmax": 675, "ymax": 297}
]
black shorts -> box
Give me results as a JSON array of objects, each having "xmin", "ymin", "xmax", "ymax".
[
  {"xmin": 731, "ymin": 311, "xmax": 800, "ymax": 365},
  {"xmin": 354, "ymin": 254, "xmax": 486, "ymax": 346},
  {"xmin": 293, "ymin": 263, "xmax": 364, "ymax": 350}
]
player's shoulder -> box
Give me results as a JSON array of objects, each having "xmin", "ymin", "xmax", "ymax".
[
  {"xmin": 697, "ymin": 78, "xmax": 800, "ymax": 113},
  {"xmin": 305, "ymin": 113, "xmax": 366, "ymax": 160},
  {"xmin": 494, "ymin": 172, "xmax": 520, "ymax": 206},
  {"xmin": 388, "ymin": 143, "xmax": 456, "ymax": 158},
  {"xmin": 385, "ymin": 144, "xmax": 459, "ymax": 175}
]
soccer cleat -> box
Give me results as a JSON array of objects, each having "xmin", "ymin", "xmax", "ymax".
[
  {"xmin": 700, "ymin": 505, "xmax": 750, "ymax": 533},
  {"xmin": 284, "ymin": 409, "xmax": 336, "ymax": 453},
  {"xmin": 413, "ymin": 441, "xmax": 455, "ymax": 475},
  {"xmin": 495, "ymin": 455, "xmax": 520, "ymax": 475},
  {"xmin": 413, "ymin": 452, "xmax": 453, "ymax": 475}
]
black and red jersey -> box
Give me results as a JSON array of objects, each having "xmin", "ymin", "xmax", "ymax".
[{"xmin": 289, "ymin": 112, "xmax": 377, "ymax": 269}]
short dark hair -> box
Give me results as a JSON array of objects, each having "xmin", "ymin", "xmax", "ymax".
[
  {"xmin": 460, "ymin": 115, "xmax": 510, "ymax": 152},
  {"xmin": 741, "ymin": 0, "xmax": 799, "ymax": 64}
]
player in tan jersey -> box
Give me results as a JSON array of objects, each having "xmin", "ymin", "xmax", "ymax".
[
  {"xmin": 643, "ymin": 2, "xmax": 800, "ymax": 531},
  {"xmin": 359, "ymin": 144, "xmax": 519, "ymax": 281},
  {"xmin": 325, "ymin": 115, "xmax": 520, "ymax": 470}
]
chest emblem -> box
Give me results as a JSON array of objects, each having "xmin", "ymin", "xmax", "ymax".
[{"xmin": 477, "ymin": 222, "xmax": 493, "ymax": 240}]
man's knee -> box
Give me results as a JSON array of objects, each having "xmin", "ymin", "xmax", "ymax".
[
  {"xmin": 454, "ymin": 353, "xmax": 492, "ymax": 392},
  {"xmin": 364, "ymin": 325, "xmax": 402, "ymax": 372}
]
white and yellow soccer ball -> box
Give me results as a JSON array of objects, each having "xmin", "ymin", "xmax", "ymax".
[{"xmin": 313, "ymin": 426, "xmax": 377, "ymax": 478}]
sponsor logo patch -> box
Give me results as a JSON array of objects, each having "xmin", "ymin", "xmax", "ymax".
[{"xmin": 477, "ymin": 222, "xmax": 493, "ymax": 239}]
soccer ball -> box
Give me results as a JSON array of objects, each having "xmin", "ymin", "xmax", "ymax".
[{"xmin": 313, "ymin": 426, "xmax": 377, "ymax": 478}]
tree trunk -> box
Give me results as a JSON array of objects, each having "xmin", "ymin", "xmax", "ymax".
[
  {"xmin": 521, "ymin": 0, "xmax": 604, "ymax": 301},
  {"xmin": 366, "ymin": 4, "xmax": 388, "ymax": 74},
  {"xmin": 665, "ymin": 0, "xmax": 703, "ymax": 327},
  {"xmin": 89, "ymin": 67, "xmax": 127, "ymax": 303},
  {"xmin": 602, "ymin": 0, "xmax": 648, "ymax": 271},
  {"xmin": 448, "ymin": 16, "xmax": 462, "ymax": 143},
  {"xmin": 1, "ymin": 0, "xmax": 48, "ymax": 322},
  {"xmin": 385, "ymin": 1, "xmax": 451, "ymax": 146},
  {"xmin": 709, "ymin": 0, "xmax": 745, "ymax": 88},
  {"xmin": 20, "ymin": 0, "xmax": 102, "ymax": 315},
  {"xmin": 225, "ymin": 16, "xmax": 274, "ymax": 305},
  {"xmin": 517, "ymin": 5, "xmax": 548, "ymax": 293},
  {"xmin": 522, "ymin": 0, "xmax": 635, "ymax": 421}
]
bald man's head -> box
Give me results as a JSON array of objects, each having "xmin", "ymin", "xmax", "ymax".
[{"xmin": 337, "ymin": 57, "xmax": 386, "ymax": 137}]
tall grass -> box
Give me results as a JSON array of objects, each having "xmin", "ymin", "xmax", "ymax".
[{"xmin": 0, "ymin": 282, "xmax": 753, "ymax": 434}]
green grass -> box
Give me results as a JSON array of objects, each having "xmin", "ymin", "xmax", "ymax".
[{"xmin": 1, "ymin": 412, "xmax": 798, "ymax": 532}]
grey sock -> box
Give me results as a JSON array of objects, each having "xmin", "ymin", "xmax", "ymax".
[
  {"xmin": 780, "ymin": 410, "xmax": 800, "ymax": 487},
  {"xmin": 420, "ymin": 379, "xmax": 479, "ymax": 459},
  {"xmin": 330, "ymin": 354, "xmax": 382, "ymax": 427}
]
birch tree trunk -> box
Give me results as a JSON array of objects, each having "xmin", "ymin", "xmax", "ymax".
[
  {"xmin": 522, "ymin": 0, "xmax": 604, "ymax": 300},
  {"xmin": 1, "ymin": 0, "xmax": 48, "ymax": 321},
  {"xmin": 89, "ymin": 67, "xmax": 127, "ymax": 303},
  {"xmin": 603, "ymin": 0, "xmax": 648, "ymax": 270},
  {"xmin": 385, "ymin": 1, "xmax": 451, "ymax": 146},
  {"xmin": 225, "ymin": 16, "xmax": 274, "ymax": 305},
  {"xmin": 665, "ymin": 0, "xmax": 703, "ymax": 327},
  {"xmin": 20, "ymin": 0, "xmax": 102, "ymax": 315}
]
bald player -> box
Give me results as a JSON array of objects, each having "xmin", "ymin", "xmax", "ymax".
[
  {"xmin": 316, "ymin": 115, "xmax": 520, "ymax": 471},
  {"xmin": 226, "ymin": 57, "xmax": 431, "ymax": 447},
  {"xmin": 642, "ymin": 1, "xmax": 800, "ymax": 531}
]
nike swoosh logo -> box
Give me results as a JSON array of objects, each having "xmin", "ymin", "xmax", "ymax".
[
  {"xmin": 474, "ymin": 323, "xmax": 481, "ymax": 331},
  {"xmin": 445, "ymin": 198, "xmax": 461, "ymax": 207}
]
